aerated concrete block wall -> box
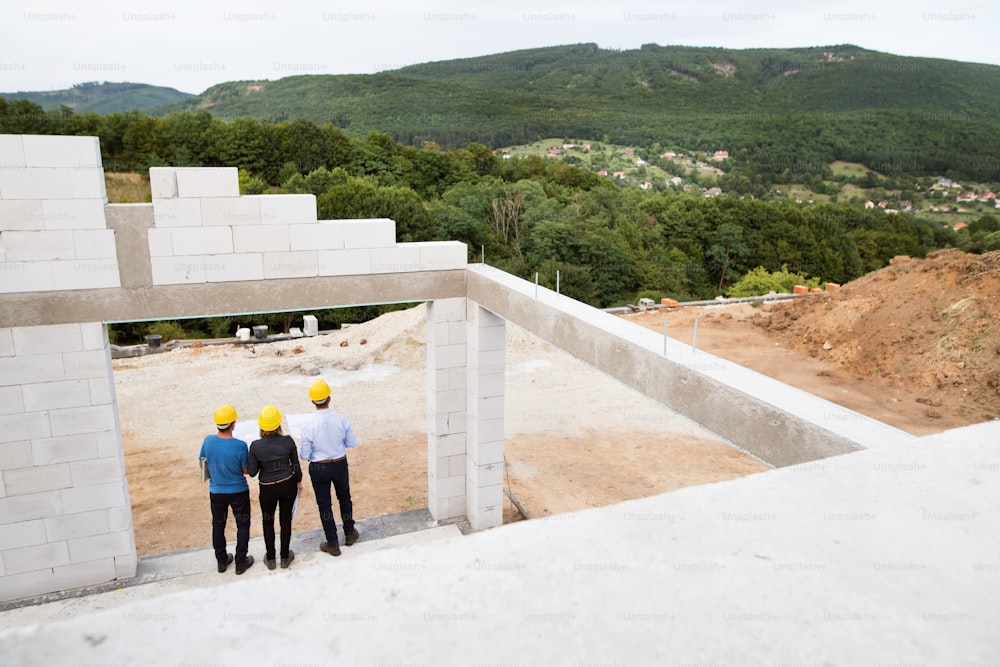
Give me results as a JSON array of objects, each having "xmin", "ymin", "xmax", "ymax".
[{"xmin": 0, "ymin": 322, "xmax": 135, "ymax": 602}]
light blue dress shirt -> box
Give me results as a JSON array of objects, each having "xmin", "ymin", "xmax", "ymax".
[{"xmin": 299, "ymin": 409, "xmax": 358, "ymax": 462}]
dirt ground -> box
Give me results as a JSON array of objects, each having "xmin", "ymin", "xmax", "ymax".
[{"xmin": 115, "ymin": 249, "xmax": 999, "ymax": 556}]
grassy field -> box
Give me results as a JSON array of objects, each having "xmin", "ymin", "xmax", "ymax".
[
  {"xmin": 105, "ymin": 172, "xmax": 151, "ymax": 203},
  {"xmin": 830, "ymin": 160, "xmax": 876, "ymax": 179}
]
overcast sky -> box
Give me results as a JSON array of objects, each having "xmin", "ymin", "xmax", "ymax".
[{"xmin": 1, "ymin": 0, "xmax": 996, "ymax": 94}]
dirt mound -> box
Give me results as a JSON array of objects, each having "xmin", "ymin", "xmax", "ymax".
[{"xmin": 758, "ymin": 249, "xmax": 1000, "ymax": 423}]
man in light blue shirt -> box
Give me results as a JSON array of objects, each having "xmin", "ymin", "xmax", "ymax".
[
  {"xmin": 199, "ymin": 404, "xmax": 254, "ymax": 574},
  {"xmin": 300, "ymin": 379, "xmax": 359, "ymax": 557}
]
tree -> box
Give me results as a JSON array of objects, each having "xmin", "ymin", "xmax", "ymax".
[{"xmin": 706, "ymin": 222, "xmax": 749, "ymax": 292}]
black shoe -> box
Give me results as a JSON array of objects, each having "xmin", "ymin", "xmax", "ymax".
[
  {"xmin": 235, "ymin": 555, "xmax": 254, "ymax": 575},
  {"xmin": 217, "ymin": 553, "xmax": 233, "ymax": 573},
  {"xmin": 265, "ymin": 556, "xmax": 276, "ymax": 571},
  {"xmin": 280, "ymin": 550, "xmax": 295, "ymax": 569},
  {"xmin": 320, "ymin": 541, "xmax": 341, "ymax": 557},
  {"xmin": 345, "ymin": 529, "xmax": 360, "ymax": 546}
]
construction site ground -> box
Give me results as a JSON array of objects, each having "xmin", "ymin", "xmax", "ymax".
[{"xmin": 114, "ymin": 249, "xmax": 1000, "ymax": 556}]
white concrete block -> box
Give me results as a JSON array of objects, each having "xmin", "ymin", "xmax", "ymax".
[
  {"xmin": 428, "ymin": 367, "xmax": 466, "ymax": 393},
  {"xmin": 469, "ymin": 396, "xmax": 504, "ymax": 422},
  {"xmin": 205, "ymin": 253, "xmax": 264, "ymax": 283},
  {"xmin": 0, "ymin": 200, "xmax": 44, "ymax": 231},
  {"xmin": 0, "ymin": 353, "xmax": 65, "ymax": 387},
  {"xmin": 70, "ymin": 168, "xmax": 107, "ymax": 200},
  {"xmin": 467, "ymin": 458, "xmax": 504, "ymax": 488},
  {"xmin": 80, "ymin": 323, "xmax": 107, "ymax": 351},
  {"xmin": 470, "ymin": 324, "xmax": 506, "ymax": 352},
  {"xmin": 95, "ymin": 431, "xmax": 121, "ymax": 459},
  {"xmin": 432, "ymin": 389, "xmax": 466, "ymax": 415},
  {"xmin": 152, "ymin": 197, "xmax": 202, "ymax": 227},
  {"xmin": 0, "ymin": 386, "xmax": 24, "ymax": 415},
  {"xmin": 0, "ymin": 441, "xmax": 33, "ymax": 471},
  {"xmin": 201, "ymin": 196, "xmax": 261, "ymax": 226},
  {"xmin": 290, "ymin": 221, "xmax": 345, "ymax": 251},
  {"xmin": 468, "ymin": 437, "xmax": 504, "ymax": 466},
  {"xmin": 370, "ymin": 246, "xmax": 421, "ymax": 274},
  {"xmin": 89, "ymin": 376, "xmax": 113, "ymax": 406},
  {"xmin": 73, "ymin": 230, "xmax": 117, "ymax": 259},
  {"xmin": 431, "ymin": 344, "xmax": 466, "ymax": 371},
  {"xmin": 0, "ymin": 568, "xmax": 56, "ymax": 603},
  {"xmin": 0, "ymin": 328, "xmax": 12, "ymax": 357},
  {"xmin": 232, "ymin": 224, "xmax": 289, "ymax": 253},
  {"xmin": 147, "ymin": 228, "xmax": 173, "ymax": 257},
  {"xmin": 150, "ymin": 255, "xmax": 206, "ymax": 285},
  {"xmin": 259, "ymin": 194, "xmax": 317, "ymax": 224},
  {"xmin": 41, "ymin": 199, "xmax": 107, "ymax": 231},
  {"xmin": 70, "ymin": 457, "xmax": 123, "ymax": 487},
  {"xmin": 447, "ymin": 321, "xmax": 467, "ymax": 345},
  {"xmin": 0, "ymin": 168, "xmax": 75, "ymax": 200},
  {"xmin": 470, "ymin": 370, "xmax": 504, "ymax": 399},
  {"xmin": 3, "ymin": 463, "xmax": 72, "ymax": 496},
  {"xmin": 341, "ymin": 218, "xmax": 396, "ymax": 248},
  {"xmin": 430, "ymin": 411, "xmax": 466, "ymax": 438},
  {"xmin": 468, "ymin": 303, "xmax": 505, "ymax": 328},
  {"xmin": 0, "ymin": 491, "xmax": 63, "ymax": 526},
  {"xmin": 170, "ymin": 226, "xmax": 233, "ymax": 256},
  {"xmin": 175, "ymin": 167, "xmax": 239, "ymax": 198},
  {"xmin": 0, "ymin": 519, "xmax": 46, "ymax": 550},
  {"xmin": 302, "ymin": 315, "xmax": 318, "ymax": 337},
  {"xmin": 411, "ymin": 241, "xmax": 468, "ymax": 271},
  {"xmin": 63, "ymin": 349, "xmax": 110, "ymax": 381},
  {"xmin": 21, "ymin": 380, "xmax": 91, "ymax": 412},
  {"xmin": 468, "ymin": 347, "xmax": 504, "ymax": 376},
  {"xmin": 262, "ymin": 251, "xmax": 318, "ymax": 279},
  {"xmin": 0, "ymin": 412, "xmax": 51, "ymax": 445},
  {"xmin": 317, "ymin": 248, "xmax": 371, "ymax": 276},
  {"xmin": 68, "ymin": 530, "xmax": 132, "ymax": 563},
  {"xmin": 470, "ymin": 502, "xmax": 502, "ymax": 530},
  {"xmin": 31, "ymin": 433, "xmax": 100, "ymax": 466},
  {"xmin": 0, "ymin": 261, "xmax": 54, "ymax": 293},
  {"xmin": 3, "ymin": 230, "xmax": 75, "ymax": 261},
  {"xmin": 149, "ymin": 167, "xmax": 178, "ymax": 200},
  {"xmin": 50, "ymin": 259, "xmax": 121, "ymax": 290},
  {"xmin": 0, "ymin": 135, "xmax": 26, "ymax": 168},
  {"xmin": 49, "ymin": 405, "xmax": 116, "ymax": 437},
  {"xmin": 60, "ymin": 481, "xmax": 127, "ymax": 514},
  {"xmin": 2, "ymin": 540, "xmax": 70, "ymax": 575},
  {"xmin": 114, "ymin": 553, "xmax": 136, "ymax": 579},
  {"xmin": 428, "ymin": 297, "xmax": 466, "ymax": 323},
  {"xmin": 433, "ymin": 474, "xmax": 465, "ymax": 499},
  {"xmin": 45, "ymin": 509, "xmax": 110, "ymax": 542},
  {"xmin": 432, "ymin": 432, "xmax": 467, "ymax": 458},
  {"xmin": 108, "ymin": 507, "xmax": 131, "ymax": 533},
  {"xmin": 21, "ymin": 135, "xmax": 101, "ymax": 168},
  {"xmin": 53, "ymin": 557, "xmax": 116, "ymax": 590}
]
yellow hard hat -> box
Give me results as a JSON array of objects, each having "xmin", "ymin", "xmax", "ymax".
[
  {"xmin": 214, "ymin": 404, "xmax": 237, "ymax": 426},
  {"xmin": 258, "ymin": 405, "xmax": 283, "ymax": 432},
  {"xmin": 309, "ymin": 379, "xmax": 331, "ymax": 403}
]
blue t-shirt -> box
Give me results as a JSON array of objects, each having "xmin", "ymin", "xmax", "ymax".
[{"xmin": 199, "ymin": 433, "xmax": 249, "ymax": 494}]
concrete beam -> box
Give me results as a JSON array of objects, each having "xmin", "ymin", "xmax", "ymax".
[
  {"xmin": 0, "ymin": 271, "xmax": 467, "ymax": 326},
  {"xmin": 465, "ymin": 265, "xmax": 914, "ymax": 467}
]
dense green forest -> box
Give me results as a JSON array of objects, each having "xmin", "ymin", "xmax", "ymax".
[
  {"xmin": 3, "ymin": 84, "xmax": 996, "ymax": 342},
  {"xmin": 0, "ymin": 81, "xmax": 192, "ymax": 114},
  {"xmin": 145, "ymin": 43, "xmax": 1000, "ymax": 182}
]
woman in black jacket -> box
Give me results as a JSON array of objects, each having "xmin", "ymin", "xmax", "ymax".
[{"xmin": 248, "ymin": 405, "xmax": 302, "ymax": 570}]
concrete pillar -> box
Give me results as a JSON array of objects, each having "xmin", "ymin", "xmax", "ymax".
[
  {"xmin": 0, "ymin": 322, "xmax": 136, "ymax": 602},
  {"xmin": 425, "ymin": 298, "xmax": 468, "ymax": 521},
  {"xmin": 466, "ymin": 303, "xmax": 505, "ymax": 529}
]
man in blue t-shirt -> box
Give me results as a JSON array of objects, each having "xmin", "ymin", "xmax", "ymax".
[{"xmin": 199, "ymin": 405, "xmax": 254, "ymax": 574}]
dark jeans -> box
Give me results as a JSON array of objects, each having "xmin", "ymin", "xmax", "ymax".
[
  {"xmin": 309, "ymin": 459, "xmax": 354, "ymax": 545},
  {"xmin": 259, "ymin": 477, "xmax": 297, "ymax": 560},
  {"xmin": 210, "ymin": 490, "xmax": 251, "ymax": 564}
]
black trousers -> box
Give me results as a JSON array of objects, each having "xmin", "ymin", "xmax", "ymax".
[
  {"xmin": 258, "ymin": 477, "xmax": 297, "ymax": 560},
  {"xmin": 210, "ymin": 490, "xmax": 251, "ymax": 564},
  {"xmin": 309, "ymin": 459, "xmax": 354, "ymax": 545}
]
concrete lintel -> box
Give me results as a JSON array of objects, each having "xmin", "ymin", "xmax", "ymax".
[
  {"xmin": 0, "ymin": 271, "xmax": 467, "ymax": 326},
  {"xmin": 465, "ymin": 265, "xmax": 914, "ymax": 467}
]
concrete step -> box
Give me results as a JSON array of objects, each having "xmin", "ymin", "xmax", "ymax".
[{"xmin": 0, "ymin": 509, "xmax": 462, "ymax": 630}]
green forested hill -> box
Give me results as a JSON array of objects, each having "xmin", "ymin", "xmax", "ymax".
[
  {"xmin": 147, "ymin": 43, "xmax": 1000, "ymax": 178},
  {"xmin": 0, "ymin": 81, "xmax": 192, "ymax": 114}
]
